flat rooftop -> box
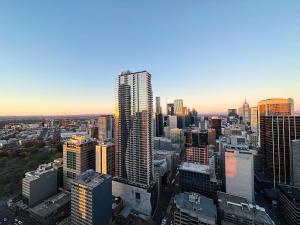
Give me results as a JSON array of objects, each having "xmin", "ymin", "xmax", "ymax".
[
  {"xmin": 179, "ymin": 162, "xmax": 210, "ymax": 175},
  {"xmin": 29, "ymin": 191, "xmax": 70, "ymax": 218},
  {"xmin": 175, "ymin": 192, "xmax": 216, "ymax": 221},
  {"xmin": 24, "ymin": 163, "xmax": 56, "ymax": 181},
  {"xmin": 217, "ymin": 192, "xmax": 274, "ymax": 225},
  {"xmin": 74, "ymin": 169, "xmax": 111, "ymax": 189}
]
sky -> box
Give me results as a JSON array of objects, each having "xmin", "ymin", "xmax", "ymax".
[{"xmin": 0, "ymin": 0, "xmax": 299, "ymax": 116}]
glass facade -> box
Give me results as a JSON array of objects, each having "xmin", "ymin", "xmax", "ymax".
[{"xmin": 114, "ymin": 70, "xmax": 153, "ymax": 186}]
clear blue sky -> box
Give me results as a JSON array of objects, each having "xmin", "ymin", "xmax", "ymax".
[{"xmin": 0, "ymin": 0, "xmax": 299, "ymax": 115}]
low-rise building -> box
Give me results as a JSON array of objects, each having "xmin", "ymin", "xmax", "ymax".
[
  {"xmin": 174, "ymin": 192, "xmax": 217, "ymax": 225},
  {"xmin": 28, "ymin": 191, "xmax": 71, "ymax": 225},
  {"xmin": 217, "ymin": 192, "xmax": 274, "ymax": 225}
]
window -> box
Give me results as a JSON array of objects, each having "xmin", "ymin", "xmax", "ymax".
[
  {"xmin": 67, "ymin": 151, "xmax": 76, "ymax": 169},
  {"xmin": 135, "ymin": 192, "xmax": 141, "ymax": 202}
]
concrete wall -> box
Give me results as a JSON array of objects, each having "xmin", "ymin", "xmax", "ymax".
[{"xmin": 112, "ymin": 180, "xmax": 152, "ymax": 216}]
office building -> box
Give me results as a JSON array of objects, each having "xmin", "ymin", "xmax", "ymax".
[
  {"xmin": 98, "ymin": 114, "xmax": 114, "ymax": 143},
  {"xmin": 277, "ymin": 185, "xmax": 300, "ymax": 225},
  {"xmin": 63, "ymin": 134, "xmax": 96, "ymax": 190},
  {"xmin": 185, "ymin": 146, "xmax": 208, "ymax": 164},
  {"xmin": 258, "ymin": 98, "xmax": 294, "ymax": 116},
  {"xmin": 238, "ymin": 99, "xmax": 250, "ymax": 123},
  {"xmin": 225, "ymin": 149, "xmax": 254, "ymax": 202},
  {"xmin": 208, "ymin": 128, "xmax": 216, "ymax": 146},
  {"xmin": 291, "ymin": 140, "xmax": 300, "ymax": 188},
  {"xmin": 217, "ymin": 192, "xmax": 274, "ymax": 225},
  {"xmin": 228, "ymin": 109, "xmax": 238, "ymax": 118},
  {"xmin": 155, "ymin": 97, "xmax": 164, "ymax": 137},
  {"xmin": 22, "ymin": 163, "xmax": 58, "ymax": 207},
  {"xmin": 174, "ymin": 192, "xmax": 217, "ymax": 225},
  {"xmin": 114, "ymin": 70, "xmax": 153, "ymax": 186},
  {"xmin": 153, "ymin": 137, "xmax": 172, "ymax": 150},
  {"xmin": 95, "ymin": 142, "xmax": 115, "ymax": 177},
  {"xmin": 250, "ymin": 106, "xmax": 258, "ymax": 132},
  {"xmin": 167, "ymin": 103, "xmax": 175, "ymax": 116},
  {"xmin": 156, "ymin": 96, "xmax": 162, "ymax": 114},
  {"xmin": 211, "ymin": 117, "xmax": 222, "ymax": 139},
  {"xmin": 179, "ymin": 162, "xmax": 219, "ymax": 200},
  {"xmin": 174, "ymin": 99, "xmax": 184, "ymax": 115},
  {"xmin": 71, "ymin": 170, "xmax": 112, "ymax": 225},
  {"xmin": 28, "ymin": 191, "xmax": 71, "ymax": 225},
  {"xmin": 168, "ymin": 115, "xmax": 178, "ymax": 129},
  {"xmin": 260, "ymin": 116, "xmax": 300, "ymax": 185}
]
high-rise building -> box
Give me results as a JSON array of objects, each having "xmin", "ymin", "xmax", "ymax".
[
  {"xmin": 98, "ymin": 114, "xmax": 114, "ymax": 143},
  {"xmin": 174, "ymin": 99, "xmax": 183, "ymax": 115},
  {"xmin": 174, "ymin": 192, "xmax": 217, "ymax": 225},
  {"xmin": 179, "ymin": 162, "xmax": 219, "ymax": 200},
  {"xmin": 217, "ymin": 192, "xmax": 274, "ymax": 225},
  {"xmin": 167, "ymin": 103, "xmax": 175, "ymax": 116},
  {"xmin": 208, "ymin": 128, "xmax": 216, "ymax": 146},
  {"xmin": 257, "ymin": 98, "xmax": 294, "ymax": 146},
  {"xmin": 63, "ymin": 134, "xmax": 96, "ymax": 190},
  {"xmin": 291, "ymin": 140, "xmax": 300, "ymax": 188},
  {"xmin": 258, "ymin": 98, "xmax": 294, "ymax": 117},
  {"xmin": 155, "ymin": 96, "xmax": 164, "ymax": 137},
  {"xmin": 156, "ymin": 96, "xmax": 162, "ymax": 114},
  {"xmin": 225, "ymin": 149, "xmax": 254, "ymax": 203},
  {"xmin": 250, "ymin": 106, "xmax": 258, "ymax": 132},
  {"xmin": 114, "ymin": 70, "xmax": 153, "ymax": 186},
  {"xmin": 228, "ymin": 109, "xmax": 238, "ymax": 118},
  {"xmin": 238, "ymin": 99, "xmax": 250, "ymax": 123},
  {"xmin": 168, "ymin": 115, "xmax": 178, "ymax": 129},
  {"xmin": 71, "ymin": 170, "xmax": 112, "ymax": 225},
  {"xmin": 211, "ymin": 117, "xmax": 222, "ymax": 139},
  {"xmin": 185, "ymin": 146, "xmax": 208, "ymax": 164},
  {"xmin": 260, "ymin": 116, "xmax": 300, "ymax": 185},
  {"xmin": 95, "ymin": 142, "xmax": 115, "ymax": 177}
]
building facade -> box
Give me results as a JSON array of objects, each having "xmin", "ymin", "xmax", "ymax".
[
  {"xmin": 114, "ymin": 70, "xmax": 153, "ymax": 186},
  {"xmin": 260, "ymin": 116, "xmax": 300, "ymax": 185},
  {"xmin": 98, "ymin": 114, "xmax": 114, "ymax": 143},
  {"xmin": 63, "ymin": 134, "xmax": 96, "ymax": 190},
  {"xmin": 95, "ymin": 142, "xmax": 115, "ymax": 177},
  {"xmin": 71, "ymin": 170, "xmax": 112, "ymax": 225}
]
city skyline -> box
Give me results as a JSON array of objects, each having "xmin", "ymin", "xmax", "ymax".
[{"xmin": 1, "ymin": 1, "xmax": 300, "ymax": 116}]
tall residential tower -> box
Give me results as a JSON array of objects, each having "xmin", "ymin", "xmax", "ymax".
[{"xmin": 114, "ymin": 70, "xmax": 153, "ymax": 186}]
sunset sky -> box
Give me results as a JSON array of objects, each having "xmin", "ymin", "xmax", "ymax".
[{"xmin": 0, "ymin": 1, "xmax": 299, "ymax": 116}]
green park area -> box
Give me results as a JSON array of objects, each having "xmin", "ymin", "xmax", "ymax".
[{"xmin": 0, "ymin": 143, "xmax": 62, "ymax": 198}]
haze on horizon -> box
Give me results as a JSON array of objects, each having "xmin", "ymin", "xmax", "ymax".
[{"xmin": 0, "ymin": 1, "xmax": 299, "ymax": 116}]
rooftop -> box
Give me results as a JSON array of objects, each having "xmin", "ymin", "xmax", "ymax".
[
  {"xmin": 74, "ymin": 170, "xmax": 111, "ymax": 189},
  {"xmin": 174, "ymin": 192, "xmax": 216, "ymax": 220},
  {"xmin": 64, "ymin": 134, "xmax": 94, "ymax": 146},
  {"xmin": 179, "ymin": 162, "xmax": 210, "ymax": 175},
  {"xmin": 217, "ymin": 192, "xmax": 274, "ymax": 225},
  {"xmin": 29, "ymin": 191, "xmax": 71, "ymax": 218},
  {"xmin": 24, "ymin": 163, "xmax": 56, "ymax": 181}
]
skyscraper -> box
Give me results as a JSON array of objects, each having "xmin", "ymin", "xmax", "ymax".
[
  {"xmin": 95, "ymin": 142, "xmax": 115, "ymax": 177},
  {"xmin": 63, "ymin": 134, "xmax": 96, "ymax": 190},
  {"xmin": 238, "ymin": 99, "xmax": 250, "ymax": 123},
  {"xmin": 114, "ymin": 70, "xmax": 153, "ymax": 186},
  {"xmin": 98, "ymin": 114, "xmax": 114, "ymax": 143},
  {"xmin": 174, "ymin": 99, "xmax": 183, "ymax": 115},
  {"xmin": 258, "ymin": 98, "xmax": 294, "ymax": 117},
  {"xmin": 291, "ymin": 140, "xmax": 300, "ymax": 188},
  {"xmin": 260, "ymin": 116, "xmax": 300, "ymax": 185},
  {"xmin": 250, "ymin": 107, "xmax": 258, "ymax": 132},
  {"xmin": 155, "ymin": 96, "xmax": 164, "ymax": 137},
  {"xmin": 167, "ymin": 103, "xmax": 175, "ymax": 116}
]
